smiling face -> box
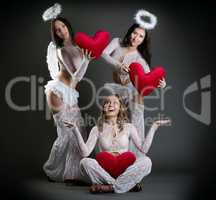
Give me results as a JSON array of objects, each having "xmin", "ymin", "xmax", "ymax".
[
  {"xmin": 54, "ymin": 20, "xmax": 70, "ymax": 41},
  {"xmin": 129, "ymin": 27, "xmax": 146, "ymax": 48},
  {"xmin": 103, "ymin": 95, "xmax": 121, "ymax": 118}
]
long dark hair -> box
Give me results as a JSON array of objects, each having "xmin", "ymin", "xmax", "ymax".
[
  {"xmin": 122, "ymin": 23, "xmax": 151, "ymax": 66},
  {"xmin": 51, "ymin": 17, "xmax": 74, "ymax": 48},
  {"xmin": 97, "ymin": 94, "xmax": 129, "ymax": 132}
]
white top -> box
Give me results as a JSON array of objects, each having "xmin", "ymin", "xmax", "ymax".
[
  {"xmin": 102, "ymin": 38, "xmax": 150, "ymax": 83},
  {"xmin": 73, "ymin": 122, "xmax": 158, "ymax": 157},
  {"xmin": 57, "ymin": 44, "xmax": 90, "ymax": 82},
  {"xmin": 46, "ymin": 41, "xmax": 90, "ymax": 83}
]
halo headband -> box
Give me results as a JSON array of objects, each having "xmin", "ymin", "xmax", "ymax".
[
  {"xmin": 42, "ymin": 3, "xmax": 62, "ymax": 21},
  {"xmin": 134, "ymin": 9, "xmax": 157, "ymax": 30}
]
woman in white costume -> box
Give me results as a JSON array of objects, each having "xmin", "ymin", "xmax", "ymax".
[
  {"xmin": 102, "ymin": 10, "xmax": 166, "ymax": 157},
  {"xmin": 42, "ymin": 4, "xmax": 94, "ymax": 183},
  {"xmin": 64, "ymin": 94, "xmax": 170, "ymax": 193}
]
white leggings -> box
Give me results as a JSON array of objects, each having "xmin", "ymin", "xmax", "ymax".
[
  {"xmin": 80, "ymin": 156, "xmax": 152, "ymax": 193},
  {"xmin": 129, "ymin": 101, "xmax": 145, "ymax": 157}
]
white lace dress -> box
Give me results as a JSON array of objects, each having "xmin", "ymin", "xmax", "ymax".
[
  {"xmin": 70, "ymin": 122, "xmax": 158, "ymax": 193},
  {"xmin": 102, "ymin": 38, "xmax": 151, "ymax": 157}
]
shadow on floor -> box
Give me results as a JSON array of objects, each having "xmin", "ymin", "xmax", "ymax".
[{"xmin": 22, "ymin": 173, "xmax": 194, "ymax": 200}]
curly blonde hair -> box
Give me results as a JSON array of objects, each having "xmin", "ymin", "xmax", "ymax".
[{"xmin": 97, "ymin": 94, "xmax": 129, "ymax": 132}]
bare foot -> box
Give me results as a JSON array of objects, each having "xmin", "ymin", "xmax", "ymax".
[{"xmin": 89, "ymin": 184, "xmax": 114, "ymax": 193}]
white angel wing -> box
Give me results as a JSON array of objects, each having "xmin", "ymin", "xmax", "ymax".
[{"xmin": 46, "ymin": 41, "xmax": 59, "ymax": 79}]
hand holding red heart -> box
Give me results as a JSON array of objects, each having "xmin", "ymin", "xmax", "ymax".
[
  {"xmin": 80, "ymin": 48, "xmax": 95, "ymax": 61},
  {"xmin": 119, "ymin": 63, "xmax": 130, "ymax": 73},
  {"xmin": 129, "ymin": 62, "xmax": 166, "ymax": 96},
  {"xmin": 158, "ymin": 77, "xmax": 166, "ymax": 88},
  {"xmin": 74, "ymin": 30, "xmax": 110, "ymax": 59}
]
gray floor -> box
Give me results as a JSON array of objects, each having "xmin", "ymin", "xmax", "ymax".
[{"xmin": 23, "ymin": 174, "xmax": 194, "ymax": 200}]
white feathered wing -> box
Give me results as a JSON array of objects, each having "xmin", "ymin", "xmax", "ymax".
[{"xmin": 46, "ymin": 42, "xmax": 59, "ymax": 79}]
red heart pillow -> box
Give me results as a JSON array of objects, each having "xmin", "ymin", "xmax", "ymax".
[
  {"xmin": 129, "ymin": 62, "xmax": 165, "ymax": 96},
  {"xmin": 96, "ymin": 151, "xmax": 136, "ymax": 178},
  {"xmin": 74, "ymin": 30, "xmax": 110, "ymax": 59}
]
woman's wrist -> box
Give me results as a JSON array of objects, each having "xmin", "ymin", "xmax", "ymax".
[{"xmin": 152, "ymin": 122, "xmax": 159, "ymax": 130}]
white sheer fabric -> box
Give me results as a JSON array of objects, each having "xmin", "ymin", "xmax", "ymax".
[
  {"xmin": 102, "ymin": 38, "xmax": 150, "ymax": 73},
  {"xmin": 102, "ymin": 38, "xmax": 151, "ymax": 157},
  {"xmin": 43, "ymin": 80, "xmax": 87, "ymax": 182},
  {"xmin": 80, "ymin": 156, "xmax": 152, "ymax": 193},
  {"xmin": 57, "ymin": 45, "xmax": 90, "ymax": 83},
  {"xmin": 46, "ymin": 41, "xmax": 90, "ymax": 83},
  {"xmin": 71, "ymin": 122, "xmax": 156, "ymax": 193},
  {"xmin": 73, "ymin": 122, "xmax": 158, "ymax": 157},
  {"xmin": 46, "ymin": 42, "xmax": 59, "ymax": 80}
]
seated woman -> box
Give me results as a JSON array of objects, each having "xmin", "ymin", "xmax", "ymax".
[{"xmin": 64, "ymin": 94, "xmax": 170, "ymax": 193}]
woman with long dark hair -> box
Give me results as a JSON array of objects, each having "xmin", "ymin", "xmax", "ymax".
[
  {"xmin": 42, "ymin": 4, "xmax": 94, "ymax": 183},
  {"xmin": 102, "ymin": 10, "xmax": 166, "ymax": 157}
]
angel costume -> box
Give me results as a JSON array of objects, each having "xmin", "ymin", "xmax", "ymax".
[
  {"xmin": 70, "ymin": 122, "xmax": 159, "ymax": 193},
  {"xmin": 102, "ymin": 38, "xmax": 150, "ymax": 157},
  {"xmin": 43, "ymin": 42, "xmax": 91, "ymax": 182}
]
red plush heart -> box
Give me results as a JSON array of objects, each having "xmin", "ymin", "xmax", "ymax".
[
  {"xmin": 96, "ymin": 151, "xmax": 136, "ymax": 178},
  {"xmin": 74, "ymin": 30, "xmax": 110, "ymax": 59},
  {"xmin": 129, "ymin": 62, "xmax": 165, "ymax": 96}
]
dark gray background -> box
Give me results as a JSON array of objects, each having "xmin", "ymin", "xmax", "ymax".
[{"xmin": 2, "ymin": 0, "xmax": 215, "ymax": 199}]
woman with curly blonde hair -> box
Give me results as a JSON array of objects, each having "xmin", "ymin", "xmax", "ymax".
[
  {"xmin": 64, "ymin": 94, "xmax": 170, "ymax": 193},
  {"xmin": 97, "ymin": 94, "xmax": 129, "ymax": 133}
]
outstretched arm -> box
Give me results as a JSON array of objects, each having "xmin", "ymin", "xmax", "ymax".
[
  {"xmin": 102, "ymin": 38, "xmax": 122, "ymax": 70},
  {"xmin": 142, "ymin": 123, "xmax": 159, "ymax": 154},
  {"xmin": 143, "ymin": 120, "xmax": 171, "ymax": 153},
  {"xmin": 130, "ymin": 120, "xmax": 170, "ymax": 154},
  {"xmin": 129, "ymin": 124, "xmax": 146, "ymax": 154},
  {"xmin": 64, "ymin": 123, "xmax": 99, "ymax": 157}
]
